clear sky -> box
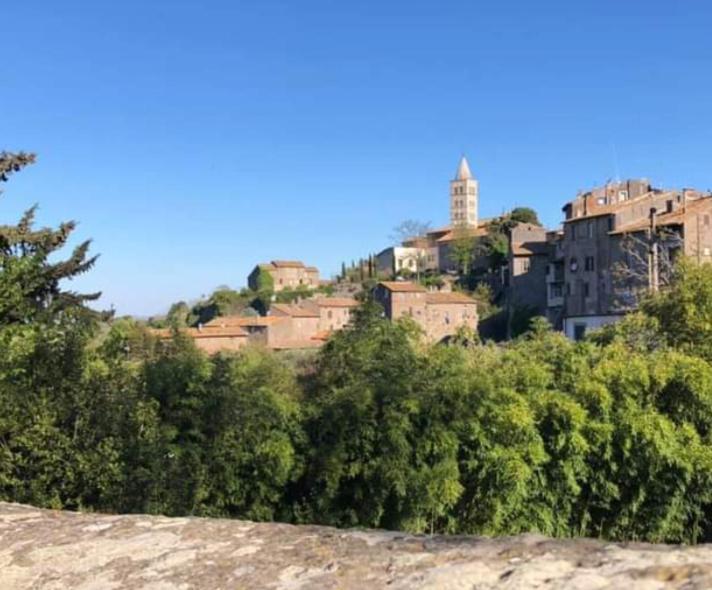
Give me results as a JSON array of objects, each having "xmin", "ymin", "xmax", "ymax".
[{"xmin": 3, "ymin": 1, "xmax": 712, "ymax": 316}]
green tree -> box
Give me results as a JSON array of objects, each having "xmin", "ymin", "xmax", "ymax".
[
  {"xmin": 0, "ymin": 152, "xmax": 100, "ymax": 324},
  {"xmin": 509, "ymin": 207, "xmax": 540, "ymax": 225},
  {"xmin": 448, "ymin": 223, "xmax": 475, "ymax": 275}
]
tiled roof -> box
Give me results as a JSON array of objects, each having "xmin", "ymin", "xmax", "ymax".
[
  {"xmin": 312, "ymin": 297, "xmax": 359, "ymax": 308},
  {"xmin": 270, "ymin": 303, "xmax": 320, "ymax": 318},
  {"xmin": 436, "ymin": 223, "xmax": 489, "ymax": 243},
  {"xmin": 205, "ymin": 316, "xmax": 287, "ymax": 328},
  {"xmin": 426, "ymin": 292, "xmax": 477, "ymax": 305},
  {"xmin": 563, "ymin": 190, "xmax": 677, "ymax": 223},
  {"xmin": 378, "ymin": 281, "xmax": 428, "ymax": 293},
  {"xmin": 271, "ymin": 260, "xmax": 306, "ymax": 268},
  {"xmin": 304, "ymin": 266, "xmax": 319, "ymax": 272},
  {"xmin": 610, "ymin": 198, "xmax": 712, "ymax": 235},
  {"xmin": 151, "ymin": 327, "xmax": 248, "ymax": 339},
  {"xmin": 511, "ymin": 241, "xmax": 550, "ymax": 256}
]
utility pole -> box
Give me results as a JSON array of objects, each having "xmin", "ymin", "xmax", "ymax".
[{"xmin": 649, "ymin": 207, "xmax": 659, "ymax": 293}]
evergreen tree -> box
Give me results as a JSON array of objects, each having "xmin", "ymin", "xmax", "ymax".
[{"xmin": 0, "ymin": 152, "xmax": 100, "ymax": 324}]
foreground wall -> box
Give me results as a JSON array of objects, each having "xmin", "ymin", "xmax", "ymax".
[{"xmin": 3, "ymin": 503, "xmax": 712, "ymax": 589}]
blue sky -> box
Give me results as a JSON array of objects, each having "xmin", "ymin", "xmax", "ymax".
[{"xmin": 3, "ymin": 1, "xmax": 712, "ymax": 316}]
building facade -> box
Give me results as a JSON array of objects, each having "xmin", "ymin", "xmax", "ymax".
[
  {"xmin": 373, "ymin": 281, "xmax": 478, "ymax": 342},
  {"xmin": 555, "ymin": 182, "xmax": 712, "ymax": 339},
  {"xmin": 247, "ymin": 260, "xmax": 320, "ymax": 292}
]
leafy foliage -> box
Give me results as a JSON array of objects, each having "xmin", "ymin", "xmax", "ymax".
[{"xmin": 6, "ymin": 155, "xmax": 712, "ymax": 544}]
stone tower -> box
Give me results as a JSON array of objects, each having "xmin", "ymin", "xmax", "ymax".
[{"xmin": 450, "ymin": 156, "xmax": 478, "ymax": 227}]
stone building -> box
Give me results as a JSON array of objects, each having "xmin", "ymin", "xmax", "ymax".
[
  {"xmin": 554, "ymin": 181, "xmax": 712, "ymax": 339},
  {"xmin": 152, "ymin": 326, "xmax": 249, "ymax": 354},
  {"xmin": 270, "ymin": 297, "xmax": 359, "ymax": 334},
  {"xmin": 247, "ymin": 260, "xmax": 320, "ymax": 292},
  {"xmin": 506, "ymin": 222, "xmax": 551, "ymax": 314},
  {"xmin": 154, "ymin": 295, "xmax": 360, "ymax": 354},
  {"xmin": 204, "ymin": 315, "xmax": 305, "ymax": 349},
  {"xmin": 372, "ymin": 281, "xmax": 478, "ymax": 342}
]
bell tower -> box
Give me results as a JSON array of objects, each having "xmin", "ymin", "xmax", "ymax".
[{"xmin": 450, "ymin": 156, "xmax": 478, "ymax": 227}]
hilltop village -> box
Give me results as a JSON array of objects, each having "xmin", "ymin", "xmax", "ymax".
[{"xmin": 155, "ymin": 156, "xmax": 712, "ymax": 352}]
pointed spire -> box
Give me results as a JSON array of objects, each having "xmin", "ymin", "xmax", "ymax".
[{"xmin": 455, "ymin": 155, "xmax": 472, "ymax": 180}]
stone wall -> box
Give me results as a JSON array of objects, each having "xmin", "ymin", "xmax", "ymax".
[{"xmin": 3, "ymin": 503, "xmax": 712, "ymax": 589}]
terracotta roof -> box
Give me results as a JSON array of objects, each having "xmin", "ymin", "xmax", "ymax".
[
  {"xmin": 511, "ymin": 241, "xmax": 550, "ymax": 256},
  {"xmin": 609, "ymin": 198, "xmax": 712, "ymax": 235},
  {"xmin": 563, "ymin": 191, "xmax": 678, "ymax": 223},
  {"xmin": 378, "ymin": 281, "xmax": 428, "ymax": 293},
  {"xmin": 270, "ymin": 303, "xmax": 320, "ymax": 318},
  {"xmin": 426, "ymin": 292, "xmax": 477, "ymax": 305},
  {"xmin": 312, "ymin": 297, "xmax": 359, "ymax": 308},
  {"xmin": 304, "ymin": 266, "xmax": 319, "ymax": 272},
  {"xmin": 151, "ymin": 327, "xmax": 248, "ymax": 339},
  {"xmin": 206, "ymin": 316, "xmax": 287, "ymax": 328},
  {"xmin": 436, "ymin": 223, "xmax": 489, "ymax": 243},
  {"xmin": 271, "ymin": 260, "xmax": 306, "ymax": 268}
]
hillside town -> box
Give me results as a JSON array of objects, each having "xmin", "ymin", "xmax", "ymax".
[{"xmin": 155, "ymin": 156, "xmax": 712, "ymax": 352}]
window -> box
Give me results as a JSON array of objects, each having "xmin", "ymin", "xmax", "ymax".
[
  {"xmin": 573, "ymin": 324, "xmax": 587, "ymax": 341},
  {"xmin": 570, "ymin": 224, "xmax": 576, "ymax": 241},
  {"xmin": 521, "ymin": 258, "xmax": 531, "ymax": 272},
  {"xmin": 666, "ymin": 200, "xmax": 673, "ymax": 213},
  {"xmin": 587, "ymin": 221, "xmax": 594, "ymax": 238},
  {"xmin": 327, "ymin": 310, "xmax": 333, "ymax": 319},
  {"xmin": 619, "ymin": 190, "xmax": 628, "ymax": 201},
  {"xmin": 566, "ymin": 282, "xmax": 573, "ymax": 296},
  {"xmin": 551, "ymin": 284, "xmax": 563, "ymax": 298},
  {"xmin": 570, "ymin": 257, "xmax": 578, "ymax": 272},
  {"xmin": 585, "ymin": 256, "xmax": 595, "ymax": 271},
  {"xmin": 583, "ymin": 282, "xmax": 590, "ymax": 298},
  {"xmin": 608, "ymin": 217, "xmax": 614, "ymax": 231}
]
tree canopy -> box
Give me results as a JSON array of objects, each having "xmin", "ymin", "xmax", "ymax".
[{"xmin": 5, "ymin": 153, "xmax": 712, "ymax": 544}]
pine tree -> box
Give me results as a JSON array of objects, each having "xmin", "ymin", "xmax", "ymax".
[{"xmin": 0, "ymin": 152, "xmax": 100, "ymax": 324}]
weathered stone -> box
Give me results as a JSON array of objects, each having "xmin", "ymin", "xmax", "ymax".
[{"xmin": 3, "ymin": 502, "xmax": 712, "ymax": 589}]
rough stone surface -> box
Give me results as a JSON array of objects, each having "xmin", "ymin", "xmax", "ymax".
[{"xmin": 3, "ymin": 503, "xmax": 712, "ymax": 589}]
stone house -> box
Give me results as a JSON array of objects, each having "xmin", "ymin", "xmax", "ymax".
[
  {"xmin": 151, "ymin": 326, "xmax": 249, "ymax": 354},
  {"xmin": 306, "ymin": 297, "xmax": 360, "ymax": 332},
  {"xmin": 555, "ymin": 182, "xmax": 712, "ymax": 339},
  {"xmin": 424, "ymin": 291, "xmax": 480, "ymax": 342},
  {"xmin": 204, "ymin": 315, "xmax": 299, "ymax": 348},
  {"xmin": 161, "ymin": 296, "xmax": 361, "ymax": 353},
  {"xmin": 506, "ymin": 223, "xmax": 551, "ymax": 315},
  {"xmin": 247, "ymin": 260, "xmax": 320, "ymax": 292},
  {"xmin": 373, "ymin": 281, "xmax": 478, "ymax": 342}
]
